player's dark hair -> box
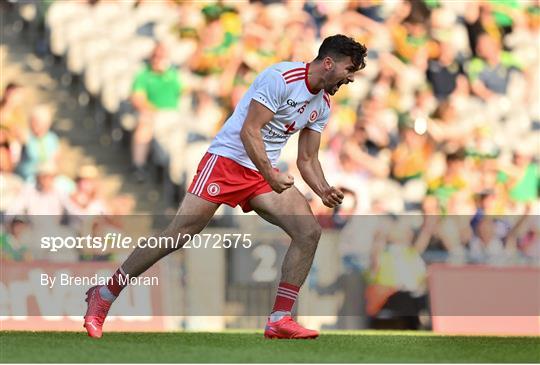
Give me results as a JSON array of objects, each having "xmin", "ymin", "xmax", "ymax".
[{"xmin": 315, "ymin": 35, "xmax": 368, "ymax": 70}]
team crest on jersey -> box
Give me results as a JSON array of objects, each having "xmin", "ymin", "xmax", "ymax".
[
  {"xmin": 309, "ymin": 110, "xmax": 318, "ymax": 122},
  {"xmin": 207, "ymin": 183, "xmax": 220, "ymax": 196}
]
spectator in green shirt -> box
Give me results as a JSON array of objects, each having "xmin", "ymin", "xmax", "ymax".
[
  {"xmin": 497, "ymin": 145, "xmax": 539, "ymax": 204},
  {"xmin": 0, "ymin": 217, "xmax": 31, "ymax": 261},
  {"xmin": 130, "ymin": 43, "xmax": 184, "ymax": 182},
  {"xmin": 467, "ymin": 34, "xmax": 523, "ymax": 101}
]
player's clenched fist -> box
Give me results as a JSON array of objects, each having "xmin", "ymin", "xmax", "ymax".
[
  {"xmin": 321, "ymin": 186, "xmax": 344, "ymax": 208},
  {"xmin": 268, "ymin": 171, "xmax": 294, "ymax": 193}
]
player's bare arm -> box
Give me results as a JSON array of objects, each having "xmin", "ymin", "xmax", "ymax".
[
  {"xmin": 297, "ymin": 128, "xmax": 343, "ymax": 208},
  {"xmin": 240, "ymin": 100, "xmax": 294, "ymax": 193}
]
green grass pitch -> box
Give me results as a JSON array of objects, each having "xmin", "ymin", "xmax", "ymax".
[{"xmin": 1, "ymin": 331, "xmax": 538, "ymax": 363}]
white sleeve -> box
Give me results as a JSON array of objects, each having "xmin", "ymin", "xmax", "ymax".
[
  {"xmin": 307, "ymin": 106, "xmax": 330, "ymax": 133},
  {"xmin": 251, "ymin": 70, "xmax": 287, "ymax": 113}
]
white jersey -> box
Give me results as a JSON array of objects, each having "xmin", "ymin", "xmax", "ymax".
[{"xmin": 208, "ymin": 62, "xmax": 331, "ymax": 170}]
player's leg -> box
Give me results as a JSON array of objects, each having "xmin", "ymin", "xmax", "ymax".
[
  {"xmin": 84, "ymin": 193, "xmax": 219, "ymax": 338},
  {"xmin": 121, "ymin": 193, "xmax": 219, "ymax": 277},
  {"xmin": 248, "ymin": 187, "xmax": 321, "ymax": 339},
  {"xmin": 250, "ymin": 186, "xmax": 321, "ymax": 286}
]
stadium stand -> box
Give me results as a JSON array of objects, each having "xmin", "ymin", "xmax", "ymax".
[{"xmin": 1, "ymin": 0, "xmax": 538, "ymax": 330}]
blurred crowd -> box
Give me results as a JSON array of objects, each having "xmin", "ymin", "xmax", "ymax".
[
  {"xmin": 1, "ymin": 82, "xmax": 134, "ymax": 262},
  {"xmin": 0, "ymin": 93, "xmax": 135, "ymax": 260},
  {"xmin": 1, "ymin": 0, "xmax": 538, "ymax": 269}
]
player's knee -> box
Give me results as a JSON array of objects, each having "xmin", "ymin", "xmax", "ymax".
[
  {"xmin": 295, "ymin": 222, "xmax": 322, "ymax": 245},
  {"xmin": 309, "ymin": 223, "xmax": 322, "ymax": 242}
]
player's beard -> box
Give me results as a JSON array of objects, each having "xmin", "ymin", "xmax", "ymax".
[
  {"xmin": 323, "ymin": 68, "xmax": 344, "ymax": 95},
  {"xmin": 327, "ymin": 79, "xmax": 346, "ymax": 95}
]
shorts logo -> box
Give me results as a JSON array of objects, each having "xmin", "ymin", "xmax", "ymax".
[
  {"xmin": 287, "ymin": 99, "xmax": 297, "ymax": 107},
  {"xmin": 207, "ymin": 182, "xmax": 220, "ymax": 196},
  {"xmin": 309, "ymin": 110, "xmax": 318, "ymax": 122}
]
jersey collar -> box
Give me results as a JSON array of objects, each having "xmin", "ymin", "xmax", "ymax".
[{"xmin": 304, "ymin": 63, "xmax": 319, "ymax": 95}]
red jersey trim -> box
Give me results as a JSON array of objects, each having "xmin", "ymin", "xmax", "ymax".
[
  {"xmin": 284, "ymin": 71, "xmax": 305, "ymax": 81},
  {"xmin": 304, "ymin": 63, "xmax": 318, "ymax": 95},
  {"xmin": 286, "ymin": 76, "xmax": 306, "ymax": 84},
  {"xmin": 282, "ymin": 67, "xmax": 306, "ymax": 77},
  {"xmin": 323, "ymin": 92, "xmax": 330, "ymax": 108}
]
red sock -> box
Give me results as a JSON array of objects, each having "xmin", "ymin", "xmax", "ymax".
[
  {"xmin": 106, "ymin": 268, "xmax": 128, "ymax": 296},
  {"xmin": 272, "ymin": 282, "xmax": 300, "ymax": 313}
]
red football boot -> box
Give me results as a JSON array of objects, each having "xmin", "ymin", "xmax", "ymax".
[
  {"xmin": 83, "ymin": 286, "xmax": 112, "ymax": 338},
  {"xmin": 264, "ymin": 316, "xmax": 319, "ymax": 339}
]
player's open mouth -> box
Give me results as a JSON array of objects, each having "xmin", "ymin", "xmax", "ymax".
[{"xmin": 332, "ymin": 80, "xmax": 346, "ymax": 93}]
